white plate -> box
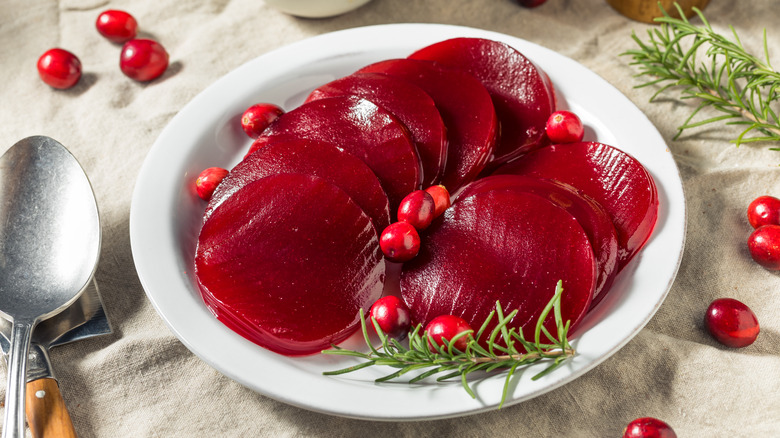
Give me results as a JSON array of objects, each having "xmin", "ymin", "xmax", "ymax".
[{"xmin": 129, "ymin": 23, "xmax": 686, "ymax": 421}]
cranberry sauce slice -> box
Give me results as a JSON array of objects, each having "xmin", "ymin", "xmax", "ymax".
[
  {"xmin": 195, "ymin": 173, "xmax": 385, "ymax": 356},
  {"xmin": 409, "ymin": 38, "xmax": 554, "ymax": 166},
  {"xmin": 400, "ymin": 189, "xmax": 595, "ymax": 344},
  {"xmin": 456, "ymin": 174, "xmax": 618, "ymax": 310},
  {"xmin": 493, "ymin": 142, "xmax": 659, "ymax": 269},
  {"xmin": 357, "ymin": 58, "xmax": 497, "ymax": 192},
  {"xmin": 305, "ymin": 72, "xmax": 447, "ymax": 187},
  {"xmin": 206, "ymin": 138, "xmax": 391, "ymax": 232},
  {"xmin": 253, "ymin": 95, "xmax": 420, "ymax": 209}
]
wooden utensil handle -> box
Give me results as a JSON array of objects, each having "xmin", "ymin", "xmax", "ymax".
[{"xmin": 25, "ymin": 378, "xmax": 77, "ymax": 438}]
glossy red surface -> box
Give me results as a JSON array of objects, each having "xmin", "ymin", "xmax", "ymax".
[
  {"xmin": 306, "ymin": 72, "xmax": 447, "ymax": 186},
  {"xmin": 425, "ymin": 315, "xmax": 472, "ymax": 352},
  {"xmin": 400, "ymin": 190, "xmax": 595, "ymax": 344},
  {"xmin": 379, "ymin": 221, "xmax": 420, "ymax": 263},
  {"xmin": 747, "ymin": 195, "xmax": 780, "ymax": 229},
  {"xmin": 240, "ymin": 103, "xmax": 284, "ymax": 139},
  {"xmin": 120, "ymin": 39, "xmax": 169, "ymax": 81},
  {"xmin": 369, "ymin": 296, "xmax": 411, "ymax": 340},
  {"xmin": 456, "ymin": 174, "xmax": 618, "ymax": 310},
  {"xmin": 546, "ymin": 110, "xmax": 584, "ymax": 143},
  {"xmin": 357, "ymin": 58, "xmax": 497, "ymax": 191},
  {"xmin": 747, "ymin": 224, "xmax": 780, "ymax": 270},
  {"xmin": 206, "ymin": 138, "xmax": 391, "ymax": 232},
  {"xmin": 623, "ymin": 417, "xmax": 677, "ymax": 438},
  {"xmin": 37, "ymin": 48, "xmax": 82, "ymax": 89},
  {"xmin": 397, "ymin": 190, "xmax": 435, "ymax": 230},
  {"xmin": 255, "ymin": 95, "xmax": 420, "ymax": 209},
  {"xmin": 493, "ymin": 142, "xmax": 659, "ymax": 270},
  {"xmin": 704, "ymin": 298, "xmax": 760, "ymax": 348},
  {"xmin": 409, "ymin": 37, "xmax": 553, "ymax": 165},
  {"xmin": 195, "ymin": 167, "xmax": 228, "ymax": 201},
  {"xmin": 195, "ymin": 173, "xmax": 385, "ymax": 356},
  {"xmin": 425, "ymin": 185, "xmax": 451, "ymax": 218},
  {"xmin": 96, "ymin": 10, "xmax": 138, "ymax": 43}
]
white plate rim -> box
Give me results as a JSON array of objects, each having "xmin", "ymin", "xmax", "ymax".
[{"xmin": 129, "ymin": 23, "xmax": 687, "ymax": 421}]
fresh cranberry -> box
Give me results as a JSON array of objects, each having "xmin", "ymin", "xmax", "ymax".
[
  {"xmin": 37, "ymin": 48, "xmax": 82, "ymax": 89},
  {"xmin": 516, "ymin": 0, "xmax": 548, "ymax": 7},
  {"xmin": 424, "ymin": 185, "xmax": 451, "ymax": 218},
  {"xmin": 747, "ymin": 195, "xmax": 780, "ymax": 229},
  {"xmin": 379, "ymin": 222, "xmax": 420, "ymax": 263},
  {"xmin": 545, "ymin": 110, "xmax": 584, "ymax": 143},
  {"xmin": 397, "ymin": 190, "xmax": 435, "ymax": 230},
  {"xmin": 425, "ymin": 315, "xmax": 472, "ymax": 352},
  {"xmin": 195, "ymin": 167, "xmax": 228, "ymax": 201},
  {"xmin": 96, "ymin": 10, "xmax": 138, "ymax": 44},
  {"xmin": 241, "ymin": 103, "xmax": 284, "ymax": 139},
  {"xmin": 747, "ymin": 224, "xmax": 780, "ymax": 270},
  {"xmin": 368, "ymin": 296, "xmax": 412, "ymax": 340},
  {"xmin": 623, "ymin": 417, "xmax": 677, "ymax": 438},
  {"xmin": 705, "ymin": 298, "xmax": 760, "ymax": 348},
  {"xmin": 120, "ymin": 39, "xmax": 169, "ymax": 82}
]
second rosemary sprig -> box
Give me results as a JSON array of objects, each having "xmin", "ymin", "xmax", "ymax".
[
  {"xmin": 622, "ymin": 3, "xmax": 780, "ymax": 148},
  {"xmin": 322, "ymin": 281, "xmax": 575, "ymax": 408}
]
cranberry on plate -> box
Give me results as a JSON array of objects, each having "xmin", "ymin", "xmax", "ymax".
[
  {"xmin": 96, "ymin": 10, "xmax": 138, "ymax": 43},
  {"xmin": 369, "ymin": 296, "xmax": 412, "ymax": 340},
  {"xmin": 195, "ymin": 167, "xmax": 228, "ymax": 201},
  {"xmin": 397, "ymin": 190, "xmax": 435, "ymax": 230},
  {"xmin": 120, "ymin": 39, "xmax": 169, "ymax": 82},
  {"xmin": 379, "ymin": 222, "xmax": 420, "ymax": 263},
  {"xmin": 241, "ymin": 103, "xmax": 285, "ymax": 139},
  {"xmin": 37, "ymin": 48, "xmax": 81, "ymax": 89},
  {"xmin": 546, "ymin": 110, "xmax": 584, "ymax": 144},
  {"xmin": 425, "ymin": 315, "xmax": 473, "ymax": 352}
]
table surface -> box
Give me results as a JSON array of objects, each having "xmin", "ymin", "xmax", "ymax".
[{"xmin": 1, "ymin": 0, "xmax": 779, "ymax": 436}]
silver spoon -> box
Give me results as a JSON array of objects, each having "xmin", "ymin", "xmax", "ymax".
[{"xmin": 0, "ymin": 136, "xmax": 100, "ymax": 438}]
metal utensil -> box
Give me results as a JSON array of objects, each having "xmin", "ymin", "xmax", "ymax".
[
  {"xmin": 0, "ymin": 136, "xmax": 100, "ymax": 438},
  {"xmin": 0, "ymin": 278, "xmax": 111, "ymax": 438}
]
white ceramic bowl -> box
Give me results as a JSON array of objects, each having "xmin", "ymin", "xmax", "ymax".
[{"xmin": 264, "ymin": 0, "xmax": 373, "ymax": 18}]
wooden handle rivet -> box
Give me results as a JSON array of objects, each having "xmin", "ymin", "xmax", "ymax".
[{"xmin": 35, "ymin": 390, "xmax": 46, "ymax": 399}]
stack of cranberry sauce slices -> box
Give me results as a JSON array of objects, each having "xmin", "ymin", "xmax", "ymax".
[{"xmin": 194, "ymin": 37, "xmax": 659, "ymax": 356}]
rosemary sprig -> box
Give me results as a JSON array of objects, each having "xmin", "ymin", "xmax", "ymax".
[
  {"xmin": 322, "ymin": 280, "xmax": 575, "ymax": 408},
  {"xmin": 621, "ymin": 3, "xmax": 780, "ymax": 149}
]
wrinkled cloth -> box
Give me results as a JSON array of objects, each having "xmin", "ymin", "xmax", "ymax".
[{"xmin": 1, "ymin": 0, "xmax": 779, "ymax": 436}]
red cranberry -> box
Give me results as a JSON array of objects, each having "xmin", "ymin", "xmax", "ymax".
[
  {"xmin": 747, "ymin": 195, "xmax": 780, "ymax": 229},
  {"xmin": 120, "ymin": 39, "xmax": 169, "ymax": 82},
  {"xmin": 623, "ymin": 417, "xmax": 676, "ymax": 438},
  {"xmin": 545, "ymin": 110, "xmax": 584, "ymax": 143},
  {"xmin": 37, "ymin": 48, "xmax": 82, "ymax": 89},
  {"xmin": 516, "ymin": 0, "xmax": 548, "ymax": 7},
  {"xmin": 96, "ymin": 10, "xmax": 138, "ymax": 43},
  {"xmin": 747, "ymin": 224, "xmax": 780, "ymax": 270},
  {"xmin": 425, "ymin": 315, "xmax": 472, "ymax": 352},
  {"xmin": 195, "ymin": 167, "xmax": 228, "ymax": 201},
  {"xmin": 368, "ymin": 296, "xmax": 412, "ymax": 340},
  {"xmin": 397, "ymin": 190, "xmax": 435, "ymax": 230},
  {"xmin": 705, "ymin": 298, "xmax": 760, "ymax": 348},
  {"xmin": 424, "ymin": 185, "xmax": 451, "ymax": 218},
  {"xmin": 241, "ymin": 103, "xmax": 284, "ymax": 139},
  {"xmin": 379, "ymin": 222, "xmax": 420, "ymax": 263}
]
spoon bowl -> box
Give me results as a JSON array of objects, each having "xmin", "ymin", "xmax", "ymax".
[{"xmin": 0, "ymin": 136, "xmax": 100, "ymax": 438}]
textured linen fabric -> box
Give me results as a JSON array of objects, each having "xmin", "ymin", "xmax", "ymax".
[{"xmin": 1, "ymin": 0, "xmax": 779, "ymax": 436}]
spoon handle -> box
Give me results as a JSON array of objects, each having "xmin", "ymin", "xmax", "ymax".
[
  {"xmin": 2, "ymin": 321, "xmax": 33, "ymax": 438},
  {"xmin": 25, "ymin": 378, "xmax": 77, "ymax": 438}
]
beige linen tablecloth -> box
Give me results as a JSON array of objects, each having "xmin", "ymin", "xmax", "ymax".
[{"xmin": 1, "ymin": 0, "xmax": 779, "ymax": 436}]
